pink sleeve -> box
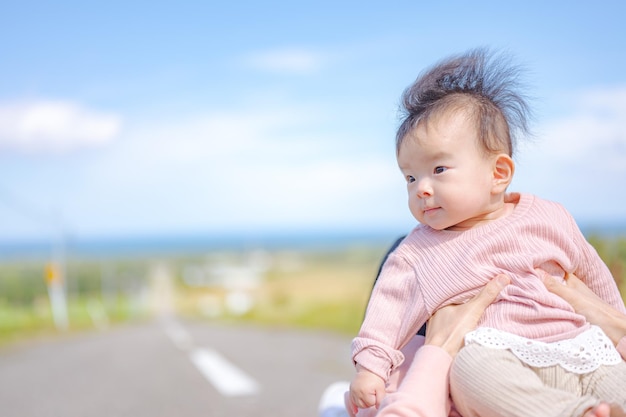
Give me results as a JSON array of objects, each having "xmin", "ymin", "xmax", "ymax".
[
  {"xmin": 376, "ymin": 344, "xmax": 454, "ymax": 417},
  {"xmin": 569, "ymin": 215, "xmax": 626, "ymax": 314},
  {"xmin": 352, "ymin": 253, "xmax": 429, "ymax": 380}
]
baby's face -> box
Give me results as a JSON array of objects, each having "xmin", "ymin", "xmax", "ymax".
[{"xmin": 397, "ymin": 111, "xmax": 498, "ymax": 231}]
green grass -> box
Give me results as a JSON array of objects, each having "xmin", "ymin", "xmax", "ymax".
[
  {"xmin": 0, "ymin": 302, "xmax": 54, "ymax": 343},
  {"xmin": 0, "ymin": 296, "xmax": 148, "ymax": 347}
]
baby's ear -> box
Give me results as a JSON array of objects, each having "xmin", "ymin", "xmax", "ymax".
[{"xmin": 492, "ymin": 154, "xmax": 514, "ymax": 193}]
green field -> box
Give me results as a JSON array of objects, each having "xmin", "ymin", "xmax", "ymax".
[{"xmin": 1, "ymin": 235, "xmax": 625, "ymax": 347}]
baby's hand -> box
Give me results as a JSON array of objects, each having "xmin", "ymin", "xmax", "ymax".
[{"xmin": 349, "ymin": 368, "xmax": 386, "ymax": 410}]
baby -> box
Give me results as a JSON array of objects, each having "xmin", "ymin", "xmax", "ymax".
[{"xmin": 349, "ymin": 48, "xmax": 626, "ymax": 417}]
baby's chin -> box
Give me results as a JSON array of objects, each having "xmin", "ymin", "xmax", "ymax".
[{"xmin": 419, "ymin": 221, "xmax": 455, "ymax": 231}]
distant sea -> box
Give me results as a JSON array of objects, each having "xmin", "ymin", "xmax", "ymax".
[
  {"xmin": 1, "ymin": 222, "xmax": 625, "ymax": 260},
  {"xmin": 0, "ymin": 230, "xmax": 404, "ymax": 260}
]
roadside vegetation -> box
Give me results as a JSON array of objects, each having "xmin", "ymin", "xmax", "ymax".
[{"xmin": 1, "ymin": 235, "xmax": 625, "ymax": 346}]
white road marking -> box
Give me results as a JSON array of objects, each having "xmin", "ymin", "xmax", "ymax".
[
  {"xmin": 190, "ymin": 348, "xmax": 260, "ymax": 397},
  {"xmin": 161, "ymin": 317, "xmax": 194, "ymax": 351},
  {"xmin": 160, "ymin": 317, "xmax": 260, "ymax": 397}
]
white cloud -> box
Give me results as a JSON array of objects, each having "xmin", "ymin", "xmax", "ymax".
[
  {"xmin": 535, "ymin": 87, "xmax": 626, "ymax": 172},
  {"xmin": 0, "ymin": 99, "xmax": 122, "ymax": 152},
  {"xmin": 90, "ymin": 104, "xmax": 327, "ymax": 181},
  {"xmin": 66, "ymin": 102, "xmax": 407, "ymax": 235},
  {"xmin": 243, "ymin": 47, "xmax": 325, "ymax": 74},
  {"xmin": 512, "ymin": 86, "xmax": 626, "ymax": 223}
]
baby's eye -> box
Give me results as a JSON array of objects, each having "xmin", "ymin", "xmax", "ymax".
[
  {"xmin": 434, "ymin": 166, "xmax": 447, "ymax": 174},
  {"xmin": 406, "ymin": 175, "xmax": 415, "ymax": 183}
]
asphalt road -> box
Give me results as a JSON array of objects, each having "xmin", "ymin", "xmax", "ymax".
[{"xmin": 0, "ymin": 318, "xmax": 354, "ymax": 417}]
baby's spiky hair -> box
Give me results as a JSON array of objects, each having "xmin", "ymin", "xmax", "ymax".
[{"xmin": 396, "ymin": 48, "xmax": 532, "ymax": 157}]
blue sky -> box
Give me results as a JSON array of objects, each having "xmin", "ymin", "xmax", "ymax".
[{"xmin": 1, "ymin": 1, "xmax": 625, "ymax": 243}]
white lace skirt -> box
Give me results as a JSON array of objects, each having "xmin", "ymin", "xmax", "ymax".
[{"xmin": 464, "ymin": 325, "xmax": 622, "ymax": 374}]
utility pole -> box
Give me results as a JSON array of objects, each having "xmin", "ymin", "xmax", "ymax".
[
  {"xmin": 44, "ymin": 260, "xmax": 68, "ymax": 331},
  {"xmin": 44, "ymin": 212, "xmax": 69, "ymax": 331},
  {"xmin": 0, "ymin": 186, "xmax": 70, "ymax": 330}
]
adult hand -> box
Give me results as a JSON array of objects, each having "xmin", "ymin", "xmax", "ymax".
[
  {"xmin": 425, "ymin": 274, "xmax": 510, "ymax": 356},
  {"xmin": 541, "ymin": 271, "xmax": 626, "ymax": 346}
]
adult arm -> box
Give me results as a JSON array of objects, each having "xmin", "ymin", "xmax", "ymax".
[
  {"xmin": 373, "ymin": 345, "xmax": 454, "ymax": 417},
  {"xmin": 542, "ymin": 271, "xmax": 626, "ymax": 359}
]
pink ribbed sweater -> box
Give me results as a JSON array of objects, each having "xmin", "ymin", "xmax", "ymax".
[{"xmin": 352, "ymin": 193, "xmax": 626, "ymax": 381}]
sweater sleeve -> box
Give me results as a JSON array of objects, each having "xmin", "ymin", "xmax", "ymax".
[
  {"xmin": 352, "ymin": 252, "xmax": 429, "ymax": 381},
  {"xmin": 376, "ymin": 345, "xmax": 454, "ymax": 417},
  {"xmin": 568, "ymin": 214, "xmax": 626, "ymax": 314}
]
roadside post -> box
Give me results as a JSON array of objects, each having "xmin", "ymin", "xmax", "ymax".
[{"xmin": 45, "ymin": 262, "xmax": 69, "ymax": 331}]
